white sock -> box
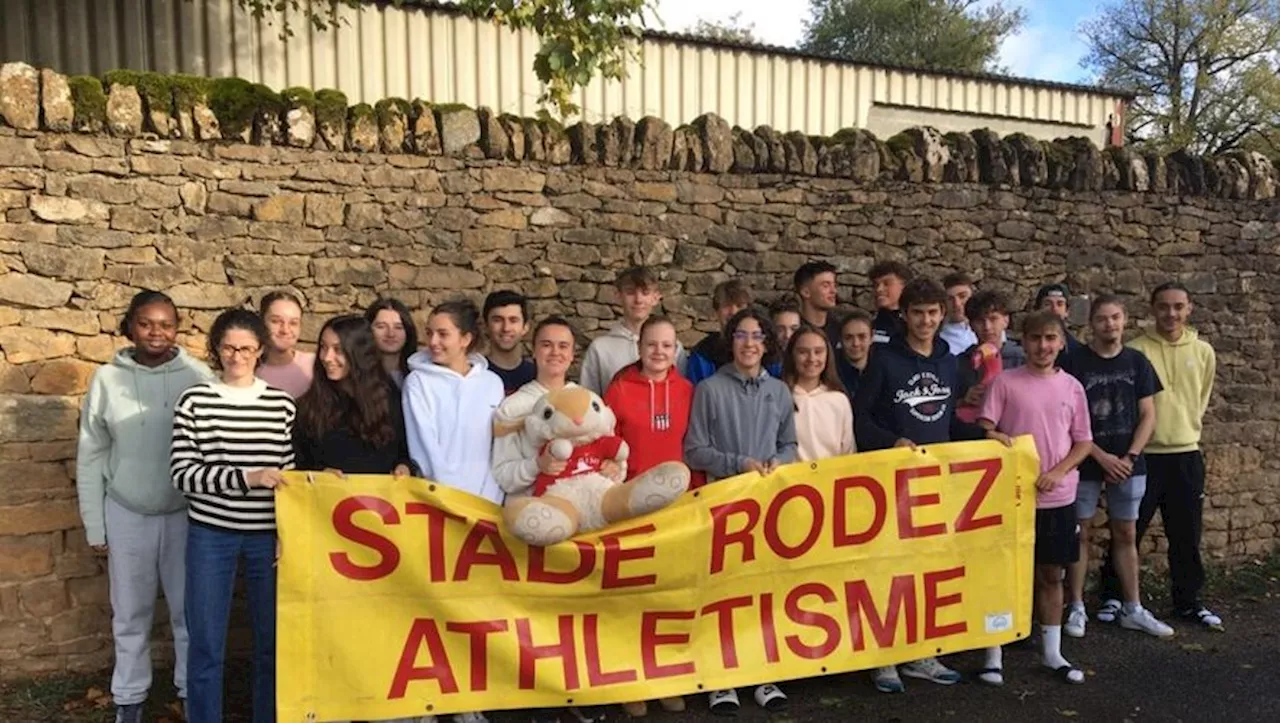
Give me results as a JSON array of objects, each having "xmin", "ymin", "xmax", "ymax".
[
  {"xmin": 1069, "ymin": 600, "xmax": 1085, "ymax": 613},
  {"xmin": 1040, "ymin": 625, "xmax": 1069, "ymax": 669},
  {"xmin": 1122, "ymin": 601, "xmax": 1141, "ymax": 614},
  {"xmin": 984, "ymin": 646, "xmax": 1003, "ymax": 669}
]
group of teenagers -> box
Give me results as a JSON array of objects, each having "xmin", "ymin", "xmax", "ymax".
[{"xmin": 75, "ymin": 257, "xmax": 1220, "ymax": 723}]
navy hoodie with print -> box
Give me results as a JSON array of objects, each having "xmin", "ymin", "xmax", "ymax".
[{"xmin": 854, "ymin": 336, "xmax": 958, "ymax": 450}]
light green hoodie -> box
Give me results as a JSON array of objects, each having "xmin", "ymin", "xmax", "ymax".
[
  {"xmin": 1128, "ymin": 326, "xmax": 1216, "ymax": 454},
  {"xmin": 76, "ymin": 347, "xmax": 213, "ymax": 545}
]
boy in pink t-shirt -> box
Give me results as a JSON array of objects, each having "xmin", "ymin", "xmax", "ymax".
[{"xmin": 978, "ymin": 311, "xmax": 1093, "ymax": 687}]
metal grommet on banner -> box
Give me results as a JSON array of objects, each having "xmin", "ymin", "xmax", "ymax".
[
  {"xmin": 429, "ymin": 484, "xmax": 437, "ymax": 492},
  {"xmin": 306, "ymin": 472, "xmax": 316, "ymax": 485},
  {"xmin": 304, "ymin": 712, "xmax": 316, "ymax": 723},
  {"xmin": 696, "ymin": 683, "xmax": 704, "ymax": 690}
]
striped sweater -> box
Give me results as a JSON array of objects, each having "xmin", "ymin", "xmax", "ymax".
[{"xmin": 170, "ymin": 379, "xmax": 296, "ymax": 532}]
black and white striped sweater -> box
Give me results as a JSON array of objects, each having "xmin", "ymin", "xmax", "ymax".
[{"xmin": 170, "ymin": 379, "xmax": 296, "ymax": 532}]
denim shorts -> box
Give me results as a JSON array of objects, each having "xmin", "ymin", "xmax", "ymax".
[{"xmin": 1075, "ymin": 475, "xmax": 1147, "ymax": 521}]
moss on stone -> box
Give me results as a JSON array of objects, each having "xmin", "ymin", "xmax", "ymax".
[
  {"xmin": 348, "ymin": 103, "xmax": 375, "ymax": 125},
  {"xmin": 885, "ymin": 132, "xmax": 914, "ymax": 155},
  {"xmin": 208, "ymin": 77, "xmax": 262, "ymax": 137},
  {"xmin": 170, "ymin": 74, "xmax": 211, "ymax": 112},
  {"xmin": 830, "ymin": 127, "xmax": 862, "ymax": 144},
  {"xmin": 432, "ymin": 102, "xmax": 472, "ymax": 114},
  {"xmin": 315, "ymin": 89, "xmax": 348, "ymax": 129},
  {"xmin": 102, "ymin": 70, "xmax": 172, "ymax": 114},
  {"xmin": 375, "ymin": 97, "xmax": 411, "ymax": 125},
  {"xmin": 280, "ymin": 87, "xmax": 316, "ymax": 111},
  {"xmin": 1043, "ymin": 139, "xmax": 1072, "ymax": 166},
  {"xmin": 68, "ymin": 75, "xmax": 107, "ymax": 128}
]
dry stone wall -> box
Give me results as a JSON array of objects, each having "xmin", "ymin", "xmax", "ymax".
[{"xmin": 1, "ymin": 62, "xmax": 1279, "ymax": 679}]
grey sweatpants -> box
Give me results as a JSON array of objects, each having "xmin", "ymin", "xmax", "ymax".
[{"xmin": 105, "ymin": 496, "xmax": 189, "ymax": 705}]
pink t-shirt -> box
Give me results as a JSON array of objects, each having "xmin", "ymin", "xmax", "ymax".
[
  {"xmin": 978, "ymin": 366, "xmax": 1092, "ymax": 509},
  {"xmin": 257, "ymin": 350, "xmax": 316, "ymax": 399}
]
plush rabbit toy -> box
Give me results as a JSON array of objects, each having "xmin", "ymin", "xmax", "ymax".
[{"xmin": 502, "ymin": 386, "xmax": 690, "ymax": 546}]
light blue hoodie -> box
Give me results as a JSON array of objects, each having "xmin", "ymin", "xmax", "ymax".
[
  {"xmin": 76, "ymin": 347, "xmax": 213, "ymax": 545},
  {"xmin": 402, "ymin": 351, "xmax": 505, "ymax": 504}
]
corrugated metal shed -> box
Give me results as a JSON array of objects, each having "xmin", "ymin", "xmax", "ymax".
[{"xmin": 0, "ymin": 0, "xmax": 1129, "ymax": 145}]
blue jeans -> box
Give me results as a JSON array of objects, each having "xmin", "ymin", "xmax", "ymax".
[{"xmin": 184, "ymin": 524, "xmax": 277, "ymax": 723}]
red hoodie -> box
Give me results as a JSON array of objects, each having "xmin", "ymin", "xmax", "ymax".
[{"xmin": 603, "ymin": 365, "xmax": 705, "ymax": 489}]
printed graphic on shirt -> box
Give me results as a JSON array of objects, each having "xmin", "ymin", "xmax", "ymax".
[
  {"xmin": 653, "ymin": 411, "xmax": 671, "ymax": 431},
  {"xmin": 533, "ymin": 436, "xmax": 624, "ymax": 496},
  {"xmin": 894, "ymin": 371, "xmax": 952, "ymax": 423}
]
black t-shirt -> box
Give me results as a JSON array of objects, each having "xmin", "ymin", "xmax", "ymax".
[
  {"xmin": 1060, "ymin": 346, "xmax": 1162, "ymax": 479},
  {"xmin": 488, "ymin": 357, "xmax": 536, "ymax": 397}
]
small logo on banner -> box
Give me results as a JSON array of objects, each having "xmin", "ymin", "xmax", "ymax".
[{"xmin": 985, "ymin": 611, "xmax": 1013, "ymax": 634}]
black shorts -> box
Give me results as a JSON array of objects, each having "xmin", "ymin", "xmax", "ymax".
[{"xmin": 1035, "ymin": 504, "xmax": 1080, "ymax": 566}]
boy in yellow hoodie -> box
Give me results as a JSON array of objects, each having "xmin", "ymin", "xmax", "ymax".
[{"xmin": 1110, "ymin": 281, "xmax": 1220, "ymax": 629}]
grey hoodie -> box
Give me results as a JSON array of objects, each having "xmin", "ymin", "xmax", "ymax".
[
  {"xmin": 684, "ymin": 365, "xmax": 798, "ymax": 482},
  {"xmin": 76, "ymin": 347, "xmax": 213, "ymax": 545},
  {"xmin": 580, "ymin": 322, "xmax": 687, "ymax": 395}
]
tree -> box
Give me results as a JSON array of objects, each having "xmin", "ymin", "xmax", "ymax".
[
  {"xmin": 684, "ymin": 12, "xmax": 761, "ymax": 45},
  {"xmin": 800, "ymin": 0, "xmax": 1026, "ymax": 73},
  {"xmin": 1081, "ymin": 0, "xmax": 1280, "ymax": 154},
  {"xmin": 215, "ymin": 0, "xmax": 654, "ymax": 118}
]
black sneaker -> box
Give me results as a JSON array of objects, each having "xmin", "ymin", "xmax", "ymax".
[{"xmin": 114, "ymin": 703, "xmax": 143, "ymax": 723}]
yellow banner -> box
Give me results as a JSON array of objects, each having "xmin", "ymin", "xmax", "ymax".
[{"xmin": 277, "ymin": 438, "xmax": 1038, "ymax": 722}]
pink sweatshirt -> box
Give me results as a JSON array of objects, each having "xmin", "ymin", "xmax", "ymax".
[
  {"xmin": 792, "ymin": 384, "xmax": 855, "ymax": 461},
  {"xmin": 257, "ymin": 350, "xmax": 316, "ymax": 399}
]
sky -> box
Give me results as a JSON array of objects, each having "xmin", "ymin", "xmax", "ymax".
[{"xmin": 650, "ymin": 0, "xmax": 1106, "ymax": 86}]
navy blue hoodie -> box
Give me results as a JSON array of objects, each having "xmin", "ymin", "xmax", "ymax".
[{"xmin": 854, "ymin": 336, "xmax": 958, "ymax": 450}]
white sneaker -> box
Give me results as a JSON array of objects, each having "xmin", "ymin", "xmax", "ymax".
[
  {"xmin": 1065, "ymin": 606, "xmax": 1088, "ymax": 638},
  {"xmin": 1120, "ymin": 606, "xmax": 1175, "ymax": 638},
  {"xmin": 900, "ymin": 657, "xmax": 962, "ymax": 685},
  {"xmin": 1096, "ymin": 598, "xmax": 1122, "ymax": 623},
  {"xmin": 873, "ymin": 665, "xmax": 905, "ymax": 693},
  {"xmin": 454, "ymin": 713, "xmax": 489, "ymax": 723}
]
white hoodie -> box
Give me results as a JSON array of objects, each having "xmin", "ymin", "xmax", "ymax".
[
  {"xmin": 402, "ymin": 351, "xmax": 505, "ymax": 504},
  {"xmin": 579, "ymin": 322, "xmax": 686, "ymax": 395},
  {"xmin": 491, "ymin": 379, "xmax": 580, "ymax": 497}
]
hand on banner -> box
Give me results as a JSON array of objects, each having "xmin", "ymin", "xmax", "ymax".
[
  {"xmin": 537, "ymin": 447, "xmax": 567, "ymax": 475},
  {"xmin": 741, "ymin": 458, "xmax": 770, "ymax": 475},
  {"xmin": 986, "ymin": 430, "xmax": 1014, "ymax": 447},
  {"xmin": 90, "ymin": 544, "xmax": 108, "ymax": 556},
  {"xmin": 1035, "ymin": 468, "xmax": 1064, "ymax": 492},
  {"xmin": 246, "ymin": 468, "xmax": 287, "ymax": 489},
  {"xmin": 392, "ymin": 464, "xmax": 411, "ymax": 478},
  {"xmin": 894, "ymin": 438, "xmax": 918, "ymax": 449},
  {"xmin": 322, "ymin": 468, "xmax": 346, "ymax": 479},
  {"xmin": 274, "ymin": 538, "xmax": 282, "ymax": 568},
  {"xmin": 762, "ymin": 458, "xmax": 780, "ymax": 475}
]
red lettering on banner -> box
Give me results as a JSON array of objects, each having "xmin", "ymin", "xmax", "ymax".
[
  {"xmin": 833, "ymin": 475, "xmax": 887, "ymax": 546},
  {"xmin": 404, "ymin": 501, "xmax": 465, "ymax": 582},
  {"xmin": 454, "ymin": 520, "xmax": 520, "ymax": 581},
  {"xmin": 700, "ymin": 596, "xmax": 753, "ymax": 668},
  {"xmin": 950, "ymin": 459, "xmax": 1003, "ymax": 532},
  {"xmin": 783, "ymin": 582, "xmax": 840, "ymax": 659},
  {"xmin": 709, "ymin": 500, "xmax": 761, "ymax": 574},
  {"xmin": 330, "ymin": 496, "xmax": 401, "ymax": 581},
  {"xmin": 640, "ymin": 611, "xmax": 696, "ymax": 678},
  {"xmin": 527, "ymin": 541, "xmax": 597, "ymax": 585},
  {"xmin": 895, "ymin": 466, "xmax": 946, "ymax": 539},
  {"xmin": 758, "ymin": 592, "xmax": 780, "ymax": 663},
  {"xmin": 445, "ymin": 620, "xmax": 508, "ymax": 692},
  {"xmin": 601, "ymin": 524, "xmax": 657, "ymax": 589},
  {"xmin": 583, "ymin": 614, "xmax": 639, "ymax": 686},
  {"xmin": 516, "ymin": 615, "xmax": 580, "ymax": 691},
  {"xmin": 923, "ymin": 566, "xmax": 968, "ymax": 639},
  {"xmin": 844, "ymin": 576, "xmax": 919, "ymax": 651},
  {"xmin": 763, "ymin": 484, "xmax": 824, "ymax": 559},
  {"xmin": 388, "ymin": 619, "xmax": 458, "ymax": 698}
]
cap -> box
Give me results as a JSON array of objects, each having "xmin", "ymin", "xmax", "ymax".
[{"xmin": 1034, "ymin": 283, "xmax": 1070, "ymax": 308}]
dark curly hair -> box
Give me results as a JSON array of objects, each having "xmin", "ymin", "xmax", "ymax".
[
  {"xmin": 724, "ymin": 305, "xmax": 780, "ymax": 367},
  {"xmin": 298, "ymin": 315, "xmax": 395, "ymax": 449},
  {"xmin": 207, "ymin": 309, "xmax": 268, "ymax": 372}
]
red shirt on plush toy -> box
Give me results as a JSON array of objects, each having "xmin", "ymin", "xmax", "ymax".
[{"xmin": 533, "ymin": 436, "xmax": 624, "ymax": 496}]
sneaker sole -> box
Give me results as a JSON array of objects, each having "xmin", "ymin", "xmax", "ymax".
[
  {"xmin": 900, "ymin": 670, "xmax": 961, "ymax": 685},
  {"xmin": 1064, "ymin": 627, "xmax": 1086, "ymax": 639},
  {"xmin": 1120, "ymin": 621, "xmax": 1176, "ymax": 638}
]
